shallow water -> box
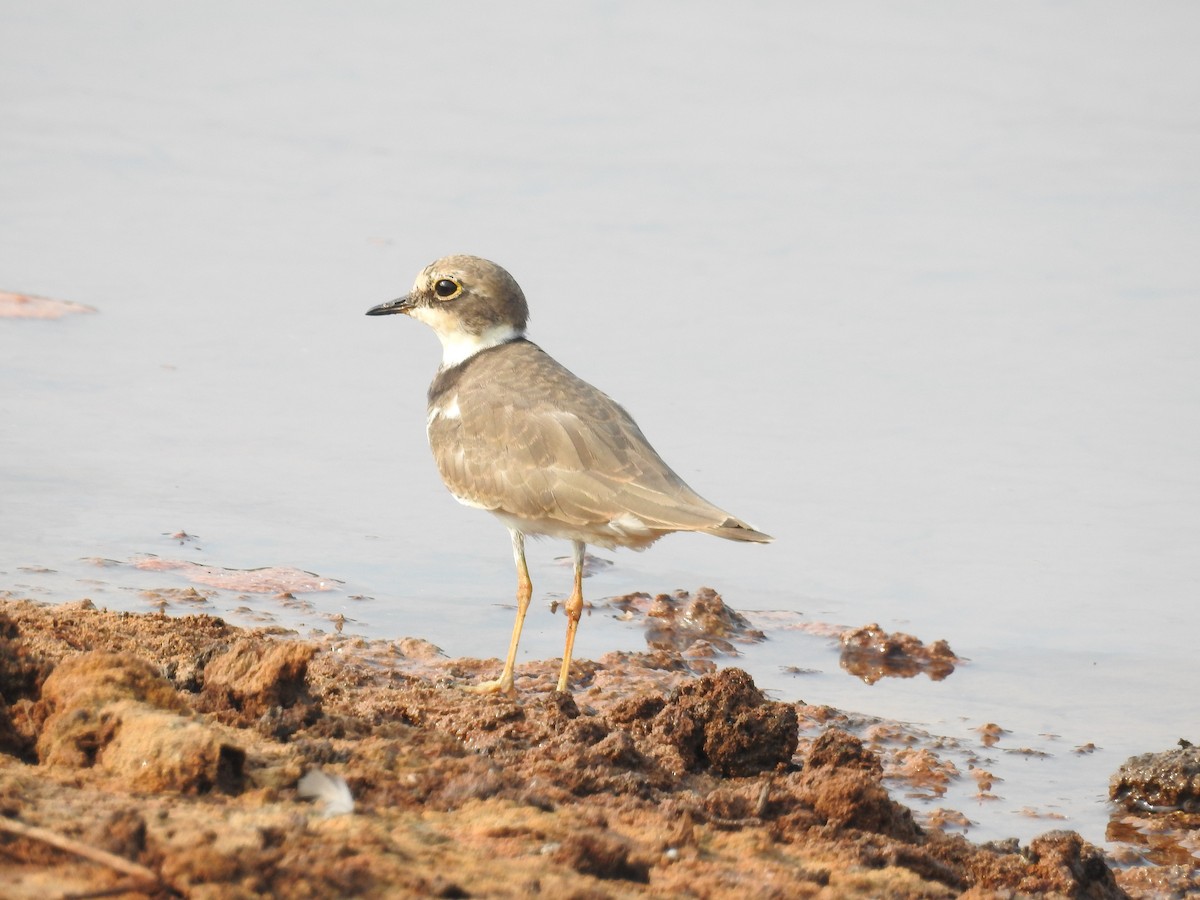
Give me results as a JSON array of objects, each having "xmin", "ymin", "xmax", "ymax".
[{"xmin": 2, "ymin": 1, "xmax": 1198, "ymax": 854}]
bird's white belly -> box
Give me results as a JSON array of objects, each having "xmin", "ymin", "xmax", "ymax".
[{"xmin": 491, "ymin": 510, "xmax": 660, "ymax": 550}]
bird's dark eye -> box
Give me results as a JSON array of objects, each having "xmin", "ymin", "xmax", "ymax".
[{"xmin": 434, "ymin": 279, "xmax": 460, "ymax": 299}]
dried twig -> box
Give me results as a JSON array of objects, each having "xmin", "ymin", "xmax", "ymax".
[
  {"xmin": 0, "ymin": 816, "xmax": 162, "ymax": 886},
  {"xmin": 66, "ymin": 885, "xmax": 161, "ymax": 900}
]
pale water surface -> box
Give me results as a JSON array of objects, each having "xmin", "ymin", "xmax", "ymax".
[{"xmin": 2, "ymin": 2, "xmax": 1198, "ymax": 852}]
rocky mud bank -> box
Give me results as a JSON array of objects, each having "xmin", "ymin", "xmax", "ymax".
[{"xmin": 0, "ymin": 597, "xmax": 1191, "ymax": 898}]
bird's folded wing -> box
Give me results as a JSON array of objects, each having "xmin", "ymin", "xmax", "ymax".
[{"xmin": 430, "ymin": 348, "xmax": 735, "ymax": 532}]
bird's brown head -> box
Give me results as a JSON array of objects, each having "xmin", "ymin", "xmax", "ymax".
[{"xmin": 367, "ymin": 255, "xmax": 529, "ymax": 367}]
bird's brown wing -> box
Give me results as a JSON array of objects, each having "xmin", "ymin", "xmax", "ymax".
[{"xmin": 427, "ymin": 340, "xmax": 764, "ymax": 538}]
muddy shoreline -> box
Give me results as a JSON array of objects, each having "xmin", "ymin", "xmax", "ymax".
[{"xmin": 0, "ymin": 597, "xmax": 1186, "ymax": 898}]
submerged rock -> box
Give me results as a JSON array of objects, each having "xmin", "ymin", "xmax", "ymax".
[
  {"xmin": 1111, "ymin": 742, "xmax": 1200, "ymax": 813},
  {"xmin": 839, "ymin": 623, "xmax": 960, "ymax": 684}
]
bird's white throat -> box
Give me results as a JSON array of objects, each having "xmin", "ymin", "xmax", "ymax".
[{"xmin": 409, "ymin": 306, "xmax": 523, "ymax": 368}]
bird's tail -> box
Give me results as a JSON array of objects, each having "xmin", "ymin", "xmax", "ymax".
[{"xmin": 704, "ymin": 517, "xmax": 773, "ymax": 543}]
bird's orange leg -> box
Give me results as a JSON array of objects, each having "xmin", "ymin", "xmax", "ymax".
[
  {"xmin": 556, "ymin": 541, "xmax": 586, "ymax": 693},
  {"xmin": 471, "ymin": 529, "xmax": 532, "ymax": 696}
]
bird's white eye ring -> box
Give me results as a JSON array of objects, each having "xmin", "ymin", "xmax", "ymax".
[{"xmin": 433, "ymin": 279, "xmax": 461, "ymax": 300}]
